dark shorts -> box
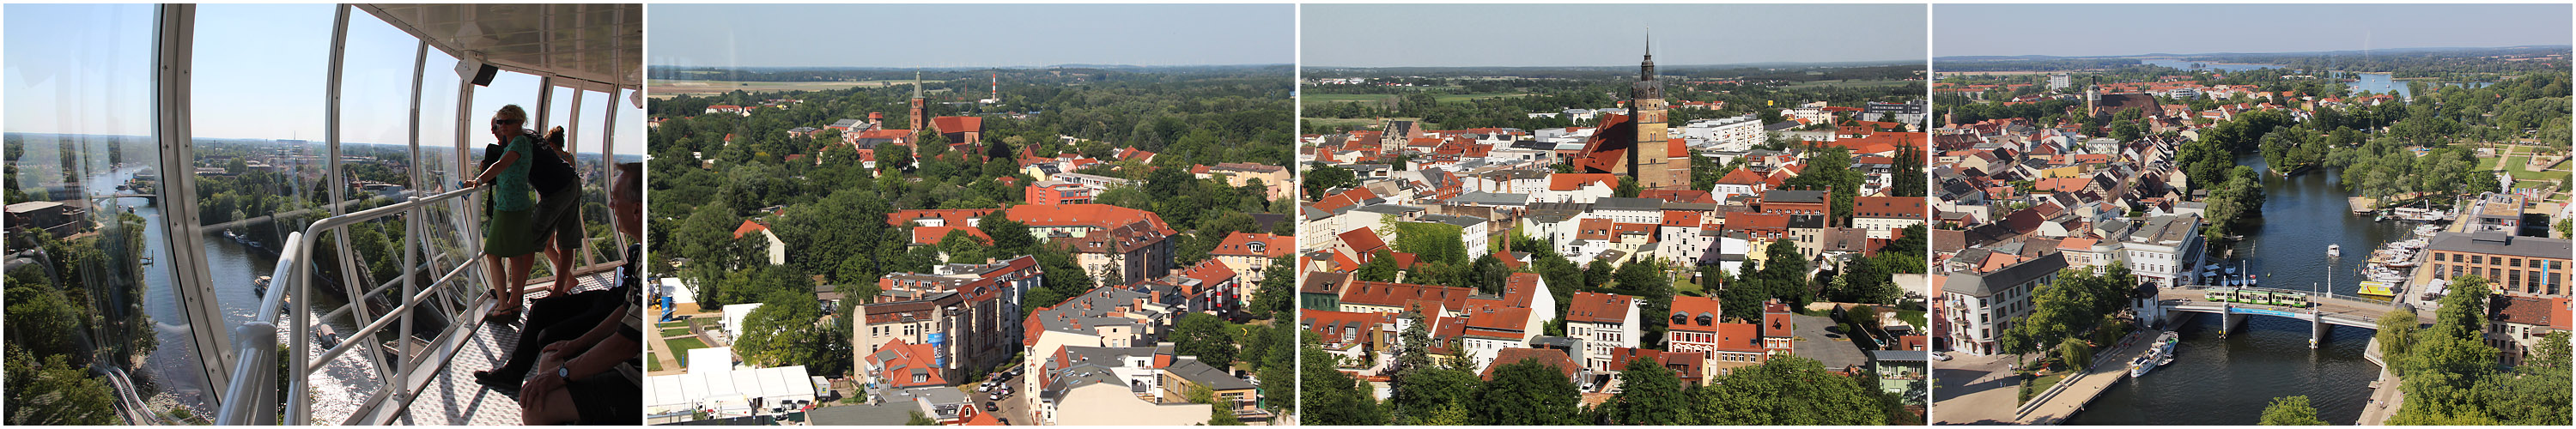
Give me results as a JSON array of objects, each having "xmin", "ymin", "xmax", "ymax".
[
  {"xmin": 531, "ymin": 185, "xmax": 582, "ymax": 251},
  {"xmin": 567, "ymin": 372, "xmax": 641, "ymax": 425}
]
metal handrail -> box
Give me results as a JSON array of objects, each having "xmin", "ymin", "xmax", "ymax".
[{"xmin": 212, "ymin": 185, "xmax": 484, "ymax": 425}]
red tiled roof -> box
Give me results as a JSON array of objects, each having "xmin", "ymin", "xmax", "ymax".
[
  {"xmin": 910, "ymin": 226, "xmax": 992, "ymax": 245},
  {"xmin": 1338, "ymin": 281, "xmax": 1473, "ymax": 311},
  {"xmin": 1210, "ymin": 232, "xmax": 1292, "ymax": 258},
  {"xmin": 1565, "ymin": 292, "xmax": 1637, "ymax": 324},
  {"xmin": 1668, "ymin": 295, "xmax": 1725, "ymax": 332},
  {"xmin": 931, "ymin": 116, "xmax": 984, "ymax": 134},
  {"xmin": 1339, "ymin": 227, "xmax": 1388, "ymax": 254},
  {"xmin": 1716, "ymin": 167, "xmax": 1767, "ymax": 185},
  {"xmin": 1479, "ymin": 348, "xmax": 1581, "ymax": 381},
  {"xmin": 733, "ymin": 220, "xmax": 769, "ymax": 239},
  {"xmin": 1712, "ymin": 322, "xmax": 1764, "ymax": 353},
  {"xmin": 1549, "ymin": 173, "xmax": 1618, "ymax": 191}
]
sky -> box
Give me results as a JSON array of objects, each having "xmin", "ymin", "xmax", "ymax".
[
  {"xmin": 1937, "ymin": 3, "xmax": 2573, "ymax": 57},
  {"xmin": 648, "ymin": 3, "xmax": 1294, "ymax": 68},
  {"xmin": 1302, "ymin": 3, "xmax": 1927, "ymax": 68},
  {"xmin": 6, "ymin": 3, "xmax": 641, "ymax": 155}
]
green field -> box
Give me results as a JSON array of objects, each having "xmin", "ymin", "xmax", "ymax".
[
  {"xmin": 667, "ymin": 336, "xmax": 708, "ymax": 357},
  {"xmin": 1779, "ymin": 79, "xmax": 1913, "ymax": 90},
  {"xmin": 1303, "ymin": 93, "xmax": 1398, "ymax": 104},
  {"xmin": 1302, "ymin": 117, "xmax": 1429, "ymax": 130},
  {"xmin": 648, "ymin": 79, "xmax": 931, "ymax": 99},
  {"xmin": 1303, "ymin": 92, "xmax": 1528, "ymax": 107}
]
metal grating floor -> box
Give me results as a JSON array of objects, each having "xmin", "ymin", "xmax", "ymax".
[{"xmin": 389, "ymin": 271, "xmax": 621, "ymax": 426}]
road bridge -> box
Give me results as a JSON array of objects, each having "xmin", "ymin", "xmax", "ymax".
[{"xmin": 2152, "ymin": 286, "xmax": 2431, "ymax": 347}]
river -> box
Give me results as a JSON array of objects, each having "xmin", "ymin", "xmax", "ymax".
[
  {"xmin": 2138, "ymin": 59, "xmax": 2467, "ymax": 100},
  {"xmin": 2063, "ymin": 155, "xmax": 2388, "ymax": 424},
  {"xmin": 90, "ymin": 165, "xmax": 379, "ymax": 419}
]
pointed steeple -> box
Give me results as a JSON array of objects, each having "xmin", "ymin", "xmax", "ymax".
[
  {"xmin": 1640, "ymin": 26, "xmax": 1656, "ymax": 82},
  {"xmin": 912, "ymin": 70, "xmax": 925, "ymax": 100}
]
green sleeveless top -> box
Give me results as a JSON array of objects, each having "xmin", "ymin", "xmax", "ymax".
[{"xmin": 492, "ymin": 135, "xmax": 537, "ymax": 211}]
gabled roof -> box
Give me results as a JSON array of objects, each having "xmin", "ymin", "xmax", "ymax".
[
  {"xmin": 1479, "ymin": 348, "xmax": 1581, "ymax": 381},
  {"xmin": 1338, "ymin": 227, "xmax": 1388, "ymax": 254},
  {"xmin": 1549, "ymin": 173, "xmax": 1619, "ymax": 191},
  {"xmin": 1564, "ymin": 292, "xmax": 1637, "ymax": 324},
  {"xmin": 734, "ymin": 220, "xmax": 770, "ymax": 239},
  {"xmin": 910, "ymin": 226, "xmax": 992, "ymax": 245},
  {"xmin": 930, "ymin": 116, "xmax": 984, "ymax": 134}
]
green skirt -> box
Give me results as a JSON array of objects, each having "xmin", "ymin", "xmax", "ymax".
[{"xmin": 486, "ymin": 208, "xmax": 538, "ymax": 257}]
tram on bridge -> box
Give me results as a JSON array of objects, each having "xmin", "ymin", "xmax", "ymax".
[{"xmin": 2202, "ymin": 287, "xmax": 2315, "ymax": 308}]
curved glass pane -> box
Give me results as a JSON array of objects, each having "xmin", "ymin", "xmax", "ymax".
[
  {"xmin": 189, "ymin": 3, "xmax": 378, "ymax": 420},
  {"xmin": 3, "ymin": 3, "xmax": 185, "ymax": 424}
]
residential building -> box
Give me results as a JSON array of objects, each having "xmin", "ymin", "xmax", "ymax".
[
  {"xmin": 1940, "ymin": 252, "xmax": 2067, "ymax": 355},
  {"xmin": 2425, "ymin": 233, "xmax": 2572, "ymax": 298}
]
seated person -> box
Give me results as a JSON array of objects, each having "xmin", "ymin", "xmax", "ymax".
[{"xmin": 518, "ymin": 162, "xmax": 646, "ymax": 425}]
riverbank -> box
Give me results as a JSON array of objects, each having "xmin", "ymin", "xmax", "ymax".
[
  {"xmin": 2015, "ymin": 314, "xmax": 2189, "ymax": 424},
  {"xmin": 2357, "ymin": 338, "xmax": 2403, "ymax": 425}
]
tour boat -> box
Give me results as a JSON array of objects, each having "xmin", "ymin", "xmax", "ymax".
[
  {"xmin": 2326, "ymin": 244, "xmax": 2340, "ymax": 257},
  {"xmin": 2356, "ymin": 281, "xmax": 2397, "ymax": 298},
  {"xmin": 2129, "ymin": 356, "xmax": 2156, "ymax": 378}
]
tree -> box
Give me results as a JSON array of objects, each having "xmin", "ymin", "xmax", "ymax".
[
  {"xmin": 1390, "ymin": 366, "xmax": 1479, "ymax": 425},
  {"xmin": 2375, "ymin": 306, "xmax": 2421, "ymax": 372},
  {"xmin": 1303, "ymin": 164, "xmax": 1356, "ymax": 200},
  {"xmin": 878, "ymin": 143, "xmax": 913, "ymax": 173},
  {"xmin": 905, "ymin": 410, "xmax": 939, "ymax": 426},
  {"xmin": 1301, "ymin": 331, "xmax": 1388, "ymax": 425},
  {"xmin": 1471, "ymin": 358, "xmax": 1583, "ymax": 425},
  {"xmin": 1174, "ymin": 312, "xmax": 1237, "ymax": 366},
  {"xmin": 2259, "ymin": 396, "xmax": 2328, "ymax": 426},
  {"xmin": 1686, "ymin": 356, "xmax": 1886, "ymax": 425},
  {"xmin": 734, "ymin": 289, "xmax": 827, "ymax": 368},
  {"xmin": 1602, "ymin": 357, "xmax": 1687, "ymax": 425},
  {"xmin": 1583, "ymin": 259, "xmax": 1615, "ymax": 290},
  {"xmin": 1355, "ymin": 250, "xmax": 1401, "ymax": 282},
  {"xmin": 2058, "ymin": 336, "xmax": 2093, "ymax": 372},
  {"xmin": 3, "ymin": 345, "xmax": 119, "ymax": 426}
]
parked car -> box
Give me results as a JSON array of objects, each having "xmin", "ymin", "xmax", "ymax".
[
  {"xmin": 1930, "ymin": 352, "xmax": 1952, "ymax": 361},
  {"xmin": 990, "ymin": 393, "xmax": 1004, "ymax": 401},
  {"xmin": 985, "ymin": 402, "xmax": 998, "ymax": 412}
]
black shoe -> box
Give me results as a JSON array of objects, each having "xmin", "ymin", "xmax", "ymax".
[{"xmin": 473, "ymin": 370, "xmax": 523, "ymax": 395}]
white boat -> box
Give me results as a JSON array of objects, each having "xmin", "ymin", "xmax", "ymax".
[
  {"xmin": 2133, "ymin": 332, "xmax": 2181, "ymax": 378},
  {"xmin": 2326, "ymin": 244, "xmax": 2341, "ymax": 257}
]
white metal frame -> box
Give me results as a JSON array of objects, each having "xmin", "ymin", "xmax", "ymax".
[
  {"xmin": 197, "ymin": 3, "xmax": 641, "ymax": 425},
  {"xmin": 151, "ymin": 3, "xmax": 237, "ymax": 401}
]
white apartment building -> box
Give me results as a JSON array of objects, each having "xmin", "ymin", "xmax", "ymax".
[
  {"xmin": 2117, "ymin": 214, "xmax": 2204, "ymax": 287},
  {"xmin": 1941, "ymin": 253, "xmax": 2066, "ymax": 356}
]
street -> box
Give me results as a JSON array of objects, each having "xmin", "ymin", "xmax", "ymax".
[{"xmin": 1930, "ymin": 351, "xmax": 2020, "ymax": 425}]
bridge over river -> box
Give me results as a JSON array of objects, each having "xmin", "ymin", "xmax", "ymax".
[{"xmin": 2153, "ymin": 286, "xmax": 2432, "ymax": 345}]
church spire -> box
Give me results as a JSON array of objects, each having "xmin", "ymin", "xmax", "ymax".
[
  {"xmin": 912, "ymin": 70, "xmax": 924, "ymax": 100},
  {"xmin": 1640, "ymin": 27, "xmax": 1656, "ymax": 82}
]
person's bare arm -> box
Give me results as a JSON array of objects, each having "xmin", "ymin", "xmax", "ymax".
[
  {"xmin": 541, "ymin": 303, "xmax": 629, "ymax": 357},
  {"xmin": 560, "ymin": 333, "xmax": 639, "ymax": 380},
  {"xmin": 468, "ymin": 151, "xmax": 519, "ymax": 186}
]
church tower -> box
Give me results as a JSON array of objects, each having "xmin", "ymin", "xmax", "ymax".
[
  {"xmin": 909, "ymin": 70, "xmax": 927, "ymax": 132},
  {"xmin": 1631, "ymin": 29, "xmax": 1687, "ymax": 190}
]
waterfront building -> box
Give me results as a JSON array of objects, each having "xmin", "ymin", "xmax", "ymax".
[
  {"xmin": 1939, "ymin": 252, "xmax": 2068, "ymax": 355},
  {"xmin": 2116, "ymin": 214, "xmax": 2203, "ymax": 287},
  {"xmin": 2425, "ymin": 232, "xmax": 2572, "ymax": 298},
  {"xmin": 2486, "ymin": 295, "xmax": 2571, "ymax": 366}
]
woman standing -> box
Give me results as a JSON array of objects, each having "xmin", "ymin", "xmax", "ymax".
[{"xmin": 465, "ymin": 105, "xmax": 540, "ymax": 322}]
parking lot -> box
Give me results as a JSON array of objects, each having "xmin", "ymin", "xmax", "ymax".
[{"xmin": 971, "ymin": 371, "xmax": 1032, "ymax": 425}]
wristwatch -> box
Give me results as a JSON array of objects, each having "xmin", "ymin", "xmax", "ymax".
[{"xmin": 557, "ymin": 367, "xmax": 571, "ymax": 382}]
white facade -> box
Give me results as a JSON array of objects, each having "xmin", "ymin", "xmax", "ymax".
[
  {"xmin": 1566, "ymin": 299, "xmax": 1643, "ymax": 372},
  {"xmin": 1683, "ymin": 114, "xmax": 1768, "ymax": 153}
]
